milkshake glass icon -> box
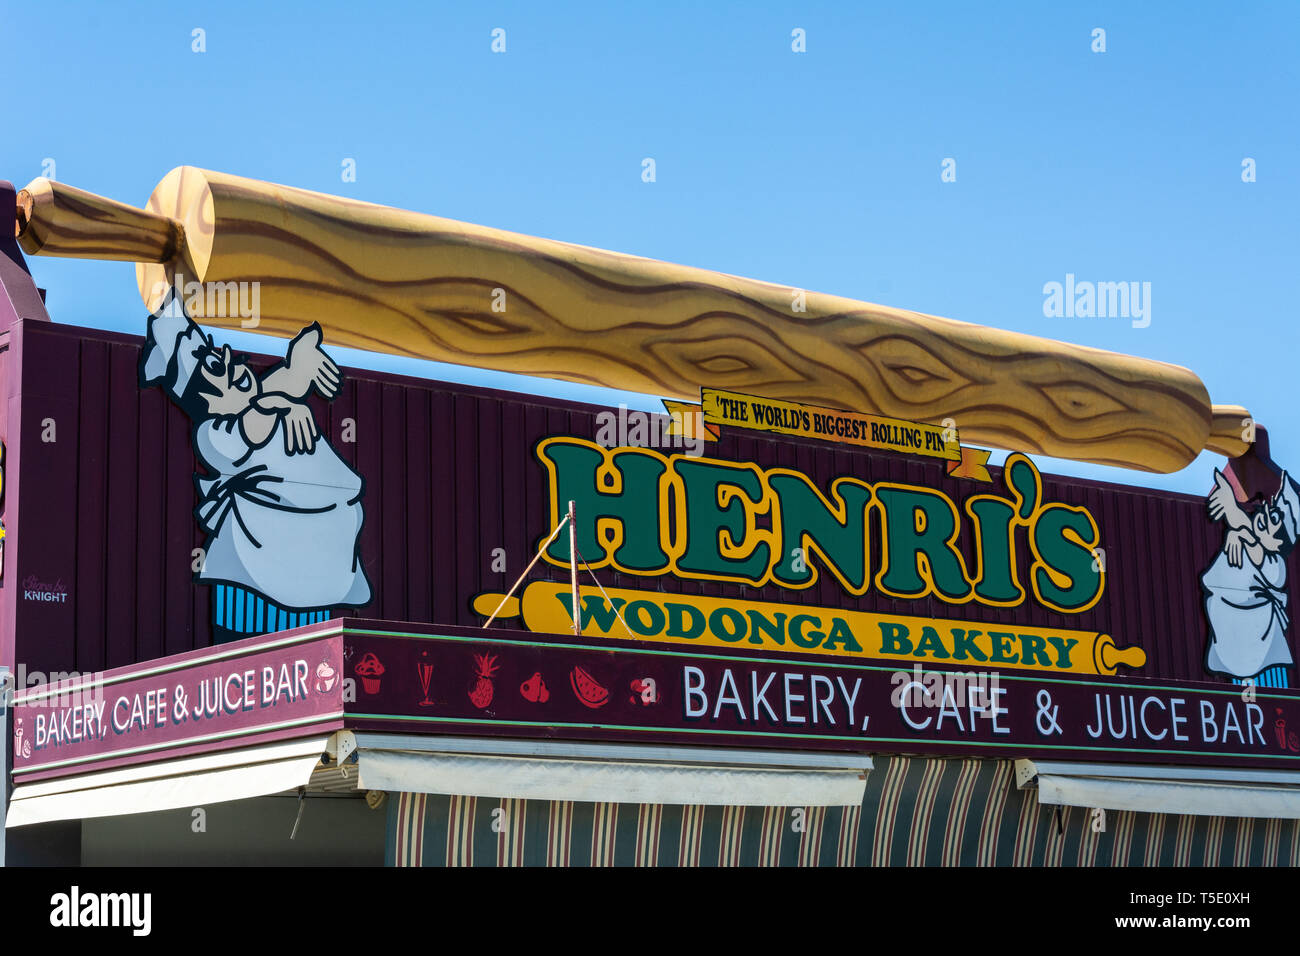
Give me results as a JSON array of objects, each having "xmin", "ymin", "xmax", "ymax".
[
  {"xmin": 418, "ymin": 649, "xmax": 435, "ymax": 707},
  {"xmin": 14, "ymin": 717, "xmax": 31, "ymax": 759}
]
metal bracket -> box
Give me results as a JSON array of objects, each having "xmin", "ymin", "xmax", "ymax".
[
  {"xmin": 1014, "ymin": 758, "xmax": 1039, "ymax": 789},
  {"xmin": 326, "ymin": 729, "xmax": 358, "ymax": 767}
]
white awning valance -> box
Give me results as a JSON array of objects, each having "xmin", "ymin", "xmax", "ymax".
[
  {"xmin": 6, "ymin": 733, "xmax": 872, "ymax": 827},
  {"xmin": 351, "ymin": 735, "xmax": 871, "ymax": 807},
  {"xmin": 1015, "ymin": 758, "xmax": 1300, "ymax": 819},
  {"xmin": 6, "ymin": 737, "xmax": 330, "ymax": 828}
]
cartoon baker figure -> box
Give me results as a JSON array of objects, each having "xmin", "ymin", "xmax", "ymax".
[
  {"xmin": 139, "ymin": 289, "xmax": 371, "ymax": 643},
  {"xmin": 1202, "ymin": 468, "xmax": 1300, "ymax": 687}
]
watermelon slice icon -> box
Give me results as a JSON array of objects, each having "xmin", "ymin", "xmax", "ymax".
[{"xmin": 570, "ymin": 666, "xmax": 609, "ymax": 709}]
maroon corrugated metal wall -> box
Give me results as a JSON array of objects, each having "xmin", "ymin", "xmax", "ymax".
[{"xmin": 2, "ymin": 318, "xmax": 1284, "ymax": 687}]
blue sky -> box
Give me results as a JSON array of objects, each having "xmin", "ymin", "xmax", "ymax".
[{"xmin": 3, "ymin": 0, "xmax": 1296, "ymax": 495}]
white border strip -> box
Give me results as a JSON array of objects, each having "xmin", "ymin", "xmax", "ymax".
[{"xmin": 354, "ymin": 732, "xmax": 873, "ymax": 771}]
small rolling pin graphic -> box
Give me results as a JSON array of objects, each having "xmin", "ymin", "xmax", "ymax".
[
  {"xmin": 471, "ymin": 581, "xmax": 1148, "ymax": 677},
  {"xmin": 14, "ymin": 168, "xmax": 1253, "ymax": 472}
]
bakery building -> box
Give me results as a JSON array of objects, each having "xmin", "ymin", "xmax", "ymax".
[{"xmin": 1, "ymin": 170, "xmax": 1299, "ymax": 867}]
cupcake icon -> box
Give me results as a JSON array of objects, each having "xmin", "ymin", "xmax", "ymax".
[
  {"xmin": 355, "ymin": 653, "xmax": 385, "ymax": 694},
  {"xmin": 315, "ymin": 660, "xmax": 339, "ymax": 694}
]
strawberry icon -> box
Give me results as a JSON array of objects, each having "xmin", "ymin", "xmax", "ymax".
[
  {"xmin": 520, "ymin": 672, "xmax": 549, "ymax": 703},
  {"xmin": 630, "ymin": 677, "xmax": 657, "ymax": 705}
]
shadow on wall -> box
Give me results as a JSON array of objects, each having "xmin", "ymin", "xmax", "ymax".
[{"xmin": 74, "ymin": 793, "xmax": 386, "ymax": 867}]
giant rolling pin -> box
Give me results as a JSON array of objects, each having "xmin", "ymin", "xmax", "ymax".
[{"xmin": 15, "ymin": 168, "xmax": 1253, "ymax": 470}]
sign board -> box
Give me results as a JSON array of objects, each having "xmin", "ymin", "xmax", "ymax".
[
  {"xmin": 11, "ymin": 630, "xmax": 344, "ymax": 783},
  {"xmin": 343, "ymin": 625, "xmax": 1300, "ymax": 770},
  {"xmin": 4, "ymin": 320, "xmax": 1298, "ymax": 771},
  {"xmin": 16, "ymin": 625, "xmax": 1299, "ymax": 779}
]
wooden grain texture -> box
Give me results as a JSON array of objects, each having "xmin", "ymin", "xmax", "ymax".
[
  {"xmin": 1205, "ymin": 403, "xmax": 1252, "ymax": 458},
  {"xmin": 23, "ymin": 167, "xmax": 1230, "ymax": 471},
  {"xmin": 16, "ymin": 178, "xmax": 180, "ymax": 263},
  {"xmin": 139, "ymin": 168, "xmax": 1219, "ymax": 472}
]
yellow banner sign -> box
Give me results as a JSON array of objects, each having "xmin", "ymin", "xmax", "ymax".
[
  {"xmin": 701, "ymin": 387, "xmax": 960, "ymax": 460},
  {"xmin": 693, "ymin": 388, "xmax": 993, "ymax": 481},
  {"xmin": 473, "ymin": 582, "xmax": 1145, "ymax": 677}
]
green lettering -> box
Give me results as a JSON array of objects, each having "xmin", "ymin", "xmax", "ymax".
[
  {"xmin": 676, "ymin": 459, "xmax": 770, "ymax": 583},
  {"xmin": 1005, "ymin": 456, "xmax": 1040, "ymax": 520},
  {"xmin": 625, "ymin": 600, "xmax": 666, "ymax": 636},
  {"xmin": 560, "ymin": 594, "xmax": 625, "ymax": 633},
  {"xmin": 879, "ymin": 622, "xmax": 912, "ymax": 655},
  {"xmin": 709, "ymin": 607, "xmax": 748, "ymax": 643},
  {"xmin": 790, "ymin": 614, "xmax": 824, "ymax": 649},
  {"xmin": 989, "ymin": 631, "xmax": 1019, "ymax": 664},
  {"xmin": 746, "ymin": 610, "xmax": 788, "ymax": 646},
  {"xmin": 967, "ymin": 497, "xmax": 1022, "ymax": 604},
  {"xmin": 821, "ymin": 618, "xmax": 862, "ymax": 653},
  {"xmin": 950, "ymin": 628, "xmax": 988, "ymax": 662},
  {"xmin": 1018, "ymin": 633, "xmax": 1051, "ymax": 667},
  {"xmin": 1046, "ymin": 636, "xmax": 1079, "ymax": 668},
  {"xmin": 537, "ymin": 441, "xmax": 668, "ymax": 571},
  {"xmin": 769, "ymin": 473, "xmax": 871, "ymax": 590},
  {"xmin": 914, "ymin": 626, "xmax": 950, "ymax": 659},
  {"xmin": 1032, "ymin": 506, "xmax": 1103, "ymax": 611},
  {"xmin": 665, "ymin": 602, "xmax": 706, "ymax": 640},
  {"xmin": 875, "ymin": 487, "xmax": 972, "ymax": 600}
]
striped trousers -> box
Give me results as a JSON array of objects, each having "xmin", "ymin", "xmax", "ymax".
[
  {"xmin": 212, "ymin": 583, "xmax": 332, "ymax": 643},
  {"xmin": 1232, "ymin": 665, "xmax": 1290, "ymax": 689}
]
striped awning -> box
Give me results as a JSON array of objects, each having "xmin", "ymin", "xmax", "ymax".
[{"xmin": 387, "ymin": 754, "xmax": 1300, "ymax": 866}]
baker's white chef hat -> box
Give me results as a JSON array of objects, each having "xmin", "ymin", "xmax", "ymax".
[{"xmin": 138, "ymin": 285, "xmax": 211, "ymax": 401}]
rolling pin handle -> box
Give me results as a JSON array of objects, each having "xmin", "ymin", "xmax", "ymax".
[
  {"xmin": 15, "ymin": 178, "xmax": 182, "ymax": 263},
  {"xmin": 1094, "ymin": 633, "xmax": 1148, "ymax": 674},
  {"xmin": 14, "ymin": 187, "xmax": 30, "ymax": 240}
]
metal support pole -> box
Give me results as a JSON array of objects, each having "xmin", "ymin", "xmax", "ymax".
[{"xmin": 568, "ymin": 500, "xmax": 580, "ymax": 635}]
